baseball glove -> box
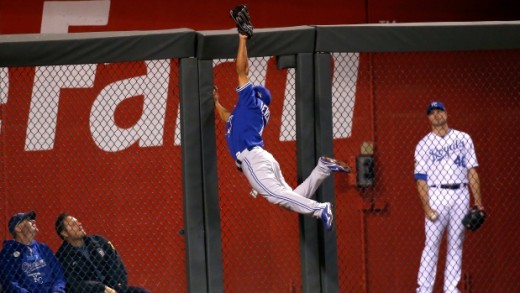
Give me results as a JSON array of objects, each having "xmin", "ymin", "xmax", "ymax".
[
  {"xmin": 462, "ymin": 206, "xmax": 486, "ymax": 231},
  {"xmin": 230, "ymin": 4, "xmax": 254, "ymax": 39}
]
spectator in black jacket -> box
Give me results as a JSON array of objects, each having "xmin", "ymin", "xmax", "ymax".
[{"xmin": 54, "ymin": 213, "xmax": 149, "ymax": 293}]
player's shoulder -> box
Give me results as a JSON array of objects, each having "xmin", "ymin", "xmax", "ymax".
[
  {"xmin": 448, "ymin": 128, "xmax": 472, "ymax": 139},
  {"xmin": 237, "ymin": 82, "xmax": 261, "ymax": 108},
  {"xmin": 417, "ymin": 132, "xmax": 435, "ymax": 144},
  {"xmin": 236, "ymin": 82, "xmax": 254, "ymax": 101},
  {"xmin": 415, "ymin": 134, "xmax": 432, "ymax": 153},
  {"xmin": 236, "ymin": 82, "xmax": 253, "ymax": 93}
]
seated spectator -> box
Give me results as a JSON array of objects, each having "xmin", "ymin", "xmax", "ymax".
[
  {"xmin": 55, "ymin": 213, "xmax": 149, "ymax": 293},
  {"xmin": 0, "ymin": 211, "xmax": 66, "ymax": 293}
]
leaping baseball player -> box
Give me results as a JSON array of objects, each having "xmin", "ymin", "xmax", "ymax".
[
  {"xmin": 414, "ymin": 101, "xmax": 484, "ymax": 292},
  {"xmin": 213, "ymin": 5, "xmax": 351, "ymax": 231}
]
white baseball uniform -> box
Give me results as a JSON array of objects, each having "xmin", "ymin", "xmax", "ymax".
[{"xmin": 414, "ymin": 129, "xmax": 478, "ymax": 293}]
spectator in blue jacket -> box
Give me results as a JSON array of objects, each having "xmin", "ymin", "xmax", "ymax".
[
  {"xmin": 55, "ymin": 213, "xmax": 149, "ymax": 293},
  {"xmin": 0, "ymin": 211, "xmax": 66, "ymax": 293}
]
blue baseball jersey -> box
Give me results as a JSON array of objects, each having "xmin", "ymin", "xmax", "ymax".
[
  {"xmin": 0, "ymin": 240, "xmax": 66, "ymax": 293},
  {"xmin": 414, "ymin": 129, "xmax": 478, "ymax": 185},
  {"xmin": 226, "ymin": 82, "xmax": 270, "ymax": 160}
]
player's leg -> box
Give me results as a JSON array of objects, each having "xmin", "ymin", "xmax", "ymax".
[
  {"xmin": 292, "ymin": 157, "xmax": 351, "ymax": 199},
  {"xmin": 417, "ymin": 190, "xmax": 448, "ymax": 293},
  {"xmin": 241, "ymin": 149, "xmax": 327, "ymax": 218},
  {"xmin": 319, "ymin": 156, "xmax": 352, "ymax": 173},
  {"xmin": 270, "ymin": 154, "xmax": 335, "ymax": 230},
  {"xmin": 292, "ymin": 160, "xmax": 334, "ymax": 199},
  {"xmin": 443, "ymin": 190, "xmax": 470, "ymax": 293},
  {"xmin": 417, "ymin": 221, "xmax": 445, "ymax": 293}
]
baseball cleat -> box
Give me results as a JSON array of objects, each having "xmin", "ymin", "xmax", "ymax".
[
  {"xmin": 319, "ymin": 156, "xmax": 352, "ymax": 173},
  {"xmin": 321, "ymin": 203, "xmax": 334, "ymax": 231}
]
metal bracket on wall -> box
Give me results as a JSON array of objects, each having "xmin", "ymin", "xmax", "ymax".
[
  {"xmin": 357, "ymin": 141, "xmax": 375, "ymax": 188},
  {"xmin": 361, "ymin": 199, "xmax": 388, "ymax": 214}
]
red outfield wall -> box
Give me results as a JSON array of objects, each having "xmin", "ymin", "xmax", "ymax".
[
  {"xmin": 1, "ymin": 1, "xmax": 519, "ymax": 292},
  {"xmin": 1, "ymin": 0, "xmax": 518, "ymax": 34}
]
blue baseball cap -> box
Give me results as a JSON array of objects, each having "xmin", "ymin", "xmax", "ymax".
[
  {"xmin": 8, "ymin": 211, "xmax": 36, "ymax": 236},
  {"xmin": 253, "ymin": 85, "xmax": 272, "ymax": 106},
  {"xmin": 426, "ymin": 101, "xmax": 446, "ymax": 115}
]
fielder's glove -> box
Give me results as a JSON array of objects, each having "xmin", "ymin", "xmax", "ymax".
[
  {"xmin": 462, "ymin": 205, "xmax": 486, "ymax": 231},
  {"xmin": 230, "ymin": 4, "xmax": 254, "ymax": 39}
]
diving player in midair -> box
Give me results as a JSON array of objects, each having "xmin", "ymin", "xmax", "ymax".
[{"xmin": 213, "ymin": 5, "xmax": 351, "ymax": 230}]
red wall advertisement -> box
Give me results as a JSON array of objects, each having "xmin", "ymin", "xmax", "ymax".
[{"xmin": 1, "ymin": 1, "xmax": 519, "ymax": 292}]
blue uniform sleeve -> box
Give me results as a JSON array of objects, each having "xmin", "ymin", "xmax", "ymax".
[{"xmin": 414, "ymin": 173, "xmax": 427, "ymax": 181}]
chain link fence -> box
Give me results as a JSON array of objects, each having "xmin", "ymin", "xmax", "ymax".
[
  {"xmin": 1, "ymin": 60, "xmax": 186, "ymax": 292},
  {"xmin": 209, "ymin": 49, "xmax": 518, "ymax": 292},
  {"xmin": 1, "ymin": 25, "xmax": 518, "ymax": 293},
  {"xmin": 331, "ymin": 50, "xmax": 519, "ymax": 292}
]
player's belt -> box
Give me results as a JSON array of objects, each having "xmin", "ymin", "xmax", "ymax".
[
  {"xmin": 430, "ymin": 183, "xmax": 467, "ymax": 190},
  {"xmin": 235, "ymin": 146, "xmax": 262, "ymax": 172}
]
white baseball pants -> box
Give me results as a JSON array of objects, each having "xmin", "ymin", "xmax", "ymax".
[
  {"xmin": 237, "ymin": 147, "xmax": 330, "ymax": 218},
  {"xmin": 417, "ymin": 187, "xmax": 469, "ymax": 293}
]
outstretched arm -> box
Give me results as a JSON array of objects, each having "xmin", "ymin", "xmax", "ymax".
[
  {"xmin": 236, "ymin": 34, "xmax": 249, "ymax": 87},
  {"xmin": 213, "ymin": 86, "xmax": 231, "ymax": 122}
]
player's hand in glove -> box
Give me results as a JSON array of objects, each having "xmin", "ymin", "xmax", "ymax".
[
  {"xmin": 462, "ymin": 205, "xmax": 486, "ymax": 231},
  {"xmin": 230, "ymin": 4, "xmax": 254, "ymax": 39}
]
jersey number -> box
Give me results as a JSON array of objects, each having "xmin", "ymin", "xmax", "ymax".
[{"xmin": 454, "ymin": 155, "xmax": 466, "ymax": 167}]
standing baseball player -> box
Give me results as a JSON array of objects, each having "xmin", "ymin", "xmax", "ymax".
[
  {"xmin": 214, "ymin": 5, "xmax": 351, "ymax": 231},
  {"xmin": 414, "ymin": 101, "xmax": 484, "ymax": 293}
]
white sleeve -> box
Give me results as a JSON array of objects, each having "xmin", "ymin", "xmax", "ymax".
[
  {"xmin": 465, "ymin": 134, "xmax": 479, "ymax": 169},
  {"xmin": 414, "ymin": 139, "xmax": 429, "ymax": 179}
]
